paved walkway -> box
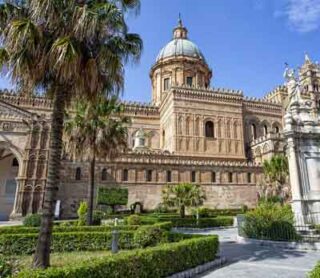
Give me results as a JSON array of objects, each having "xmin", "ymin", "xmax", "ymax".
[
  {"xmin": 0, "ymin": 220, "xmax": 22, "ymax": 226},
  {"xmin": 182, "ymin": 228, "xmax": 320, "ymax": 278}
]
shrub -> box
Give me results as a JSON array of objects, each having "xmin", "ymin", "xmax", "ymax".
[
  {"xmin": 152, "ymin": 221, "xmax": 172, "ymax": 231},
  {"xmin": 22, "ymin": 214, "xmax": 41, "ymax": 227},
  {"xmin": 133, "ymin": 226, "xmax": 166, "ymax": 248},
  {"xmin": 92, "ymin": 210, "xmax": 107, "ymax": 225},
  {"xmin": 242, "ymin": 202, "xmax": 300, "ymax": 241},
  {"xmin": 0, "ymin": 255, "xmax": 14, "ymax": 278},
  {"xmin": 0, "ymin": 231, "xmax": 134, "ymax": 256},
  {"xmin": 77, "ymin": 202, "xmax": 88, "ymax": 226},
  {"xmin": 310, "ymin": 262, "xmax": 320, "ymax": 278},
  {"xmin": 149, "ymin": 216, "xmax": 234, "ymax": 228},
  {"xmin": 126, "ymin": 214, "xmax": 141, "ymax": 226},
  {"xmin": 97, "ymin": 188, "xmax": 128, "ymax": 213},
  {"xmin": 0, "ymin": 224, "xmax": 143, "ymax": 235},
  {"xmin": 17, "ymin": 236, "xmax": 219, "ymax": 278}
]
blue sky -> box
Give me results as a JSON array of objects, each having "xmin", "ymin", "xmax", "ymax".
[{"xmin": 1, "ymin": 0, "xmax": 320, "ymax": 102}]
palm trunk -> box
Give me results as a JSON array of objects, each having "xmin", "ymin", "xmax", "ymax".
[
  {"xmin": 180, "ymin": 205, "xmax": 185, "ymax": 218},
  {"xmin": 87, "ymin": 153, "xmax": 95, "ymax": 225},
  {"xmin": 33, "ymin": 89, "xmax": 66, "ymax": 269}
]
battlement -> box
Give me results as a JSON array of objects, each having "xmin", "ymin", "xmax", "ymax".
[{"xmin": 122, "ymin": 100, "xmax": 159, "ymax": 115}]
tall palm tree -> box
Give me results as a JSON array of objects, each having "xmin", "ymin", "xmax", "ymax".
[
  {"xmin": 64, "ymin": 96, "xmax": 129, "ymax": 225},
  {"xmin": 263, "ymin": 154, "xmax": 289, "ymax": 200},
  {"xmin": 0, "ymin": 0, "xmax": 142, "ymax": 268},
  {"xmin": 162, "ymin": 183, "xmax": 206, "ymax": 218}
]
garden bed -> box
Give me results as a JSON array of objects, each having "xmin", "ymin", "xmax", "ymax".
[{"xmin": 16, "ymin": 235, "xmax": 219, "ymax": 278}]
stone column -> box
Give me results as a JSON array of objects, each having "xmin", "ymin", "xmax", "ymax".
[
  {"xmin": 10, "ymin": 178, "xmax": 24, "ymax": 219},
  {"xmin": 286, "ymin": 137, "xmax": 304, "ymax": 223}
]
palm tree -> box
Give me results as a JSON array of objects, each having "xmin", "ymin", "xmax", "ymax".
[
  {"xmin": 64, "ymin": 96, "xmax": 129, "ymax": 225},
  {"xmin": 162, "ymin": 183, "xmax": 206, "ymax": 218},
  {"xmin": 0, "ymin": 0, "xmax": 142, "ymax": 268},
  {"xmin": 262, "ymin": 154, "xmax": 290, "ymax": 201}
]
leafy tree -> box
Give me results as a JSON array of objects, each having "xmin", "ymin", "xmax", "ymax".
[
  {"xmin": 162, "ymin": 183, "xmax": 206, "ymax": 218},
  {"xmin": 65, "ymin": 97, "xmax": 129, "ymax": 225},
  {"xmin": 262, "ymin": 154, "xmax": 290, "ymax": 202},
  {"xmin": 0, "ymin": 0, "xmax": 142, "ymax": 268},
  {"xmin": 97, "ymin": 187, "xmax": 129, "ymax": 214}
]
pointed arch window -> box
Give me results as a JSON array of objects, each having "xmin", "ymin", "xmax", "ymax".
[
  {"xmin": 205, "ymin": 121, "xmax": 214, "ymax": 138},
  {"xmin": 101, "ymin": 168, "xmax": 107, "ymax": 181},
  {"xmin": 75, "ymin": 167, "xmax": 81, "ymax": 181},
  {"xmin": 251, "ymin": 124, "xmax": 257, "ymax": 140}
]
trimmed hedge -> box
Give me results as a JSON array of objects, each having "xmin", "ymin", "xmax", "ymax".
[
  {"xmin": 0, "ymin": 225, "xmax": 140, "ymax": 235},
  {"xmin": 310, "ymin": 262, "xmax": 320, "ymax": 278},
  {"xmin": 16, "ymin": 235, "xmax": 219, "ymax": 278},
  {"xmin": 0, "ymin": 231, "xmax": 134, "ymax": 256},
  {"xmin": 146, "ymin": 216, "xmax": 233, "ymax": 228},
  {"xmin": 97, "ymin": 188, "xmax": 128, "ymax": 206}
]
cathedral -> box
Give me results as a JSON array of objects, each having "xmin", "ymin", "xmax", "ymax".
[{"xmin": 0, "ymin": 19, "xmax": 319, "ymax": 220}]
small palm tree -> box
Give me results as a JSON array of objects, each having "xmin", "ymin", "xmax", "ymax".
[
  {"xmin": 162, "ymin": 183, "xmax": 206, "ymax": 218},
  {"xmin": 65, "ymin": 96, "xmax": 129, "ymax": 225},
  {"xmin": 0, "ymin": 0, "xmax": 142, "ymax": 268},
  {"xmin": 263, "ymin": 155, "xmax": 290, "ymax": 201}
]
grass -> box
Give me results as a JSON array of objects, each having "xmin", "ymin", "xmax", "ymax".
[{"xmin": 15, "ymin": 250, "xmax": 115, "ymax": 269}]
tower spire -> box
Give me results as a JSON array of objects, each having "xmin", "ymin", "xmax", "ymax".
[
  {"xmin": 178, "ymin": 13, "xmax": 183, "ymax": 27},
  {"xmin": 173, "ymin": 14, "xmax": 188, "ymax": 39}
]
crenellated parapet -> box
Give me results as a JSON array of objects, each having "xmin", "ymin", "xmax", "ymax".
[
  {"xmin": 0, "ymin": 90, "xmax": 53, "ymax": 111},
  {"xmin": 122, "ymin": 101, "xmax": 159, "ymax": 116},
  {"xmin": 104, "ymin": 150, "xmax": 261, "ymax": 169}
]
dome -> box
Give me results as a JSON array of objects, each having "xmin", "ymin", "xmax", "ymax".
[
  {"xmin": 156, "ymin": 39, "xmax": 206, "ymax": 62},
  {"xmin": 155, "ymin": 18, "xmax": 207, "ymax": 63}
]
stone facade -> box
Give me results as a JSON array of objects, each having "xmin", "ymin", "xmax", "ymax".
[{"xmin": 1, "ymin": 21, "xmax": 318, "ymax": 219}]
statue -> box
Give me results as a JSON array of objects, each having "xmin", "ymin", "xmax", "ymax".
[{"xmin": 284, "ymin": 65, "xmax": 302, "ymax": 109}]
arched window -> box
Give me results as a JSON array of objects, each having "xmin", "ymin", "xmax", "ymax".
[
  {"xmin": 122, "ymin": 169, "xmax": 128, "ymax": 182},
  {"xmin": 228, "ymin": 172, "xmax": 233, "ymax": 183},
  {"xmin": 166, "ymin": 170, "xmax": 172, "ymax": 182},
  {"xmin": 263, "ymin": 125, "xmax": 268, "ymax": 136},
  {"xmin": 101, "ymin": 168, "xmax": 107, "ymax": 181},
  {"xmin": 274, "ymin": 126, "xmax": 280, "ymax": 134},
  {"xmin": 247, "ymin": 173, "xmax": 252, "ymax": 183},
  {"xmin": 251, "ymin": 124, "xmax": 257, "ymax": 140},
  {"xmin": 205, "ymin": 121, "xmax": 214, "ymax": 138},
  {"xmin": 146, "ymin": 170, "xmax": 152, "ymax": 182},
  {"xmin": 75, "ymin": 167, "xmax": 81, "ymax": 181},
  {"xmin": 12, "ymin": 158, "xmax": 19, "ymax": 167},
  {"xmin": 191, "ymin": 171, "xmax": 196, "ymax": 183},
  {"xmin": 212, "ymin": 172, "xmax": 216, "ymax": 183}
]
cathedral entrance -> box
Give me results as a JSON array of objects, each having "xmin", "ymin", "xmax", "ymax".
[{"xmin": 0, "ymin": 147, "xmax": 20, "ymax": 221}]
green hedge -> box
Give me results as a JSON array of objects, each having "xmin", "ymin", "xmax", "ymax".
[
  {"xmin": 97, "ymin": 188, "xmax": 128, "ymax": 206},
  {"xmin": 154, "ymin": 216, "xmax": 234, "ymax": 228},
  {"xmin": 17, "ymin": 236, "xmax": 219, "ymax": 278},
  {"xmin": 0, "ymin": 225, "xmax": 140, "ymax": 235},
  {"xmin": 0, "ymin": 231, "xmax": 134, "ymax": 256},
  {"xmin": 310, "ymin": 262, "xmax": 320, "ymax": 278}
]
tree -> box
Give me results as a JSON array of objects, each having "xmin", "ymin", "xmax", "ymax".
[
  {"xmin": 262, "ymin": 154, "xmax": 290, "ymax": 201},
  {"xmin": 97, "ymin": 187, "xmax": 128, "ymax": 213},
  {"xmin": 65, "ymin": 96, "xmax": 129, "ymax": 225},
  {"xmin": 162, "ymin": 183, "xmax": 206, "ymax": 218},
  {"xmin": 0, "ymin": 0, "xmax": 142, "ymax": 268}
]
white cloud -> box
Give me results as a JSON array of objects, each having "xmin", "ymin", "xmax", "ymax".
[{"xmin": 281, "ymin": 0, "xmax": 320, "ymax": 32}]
